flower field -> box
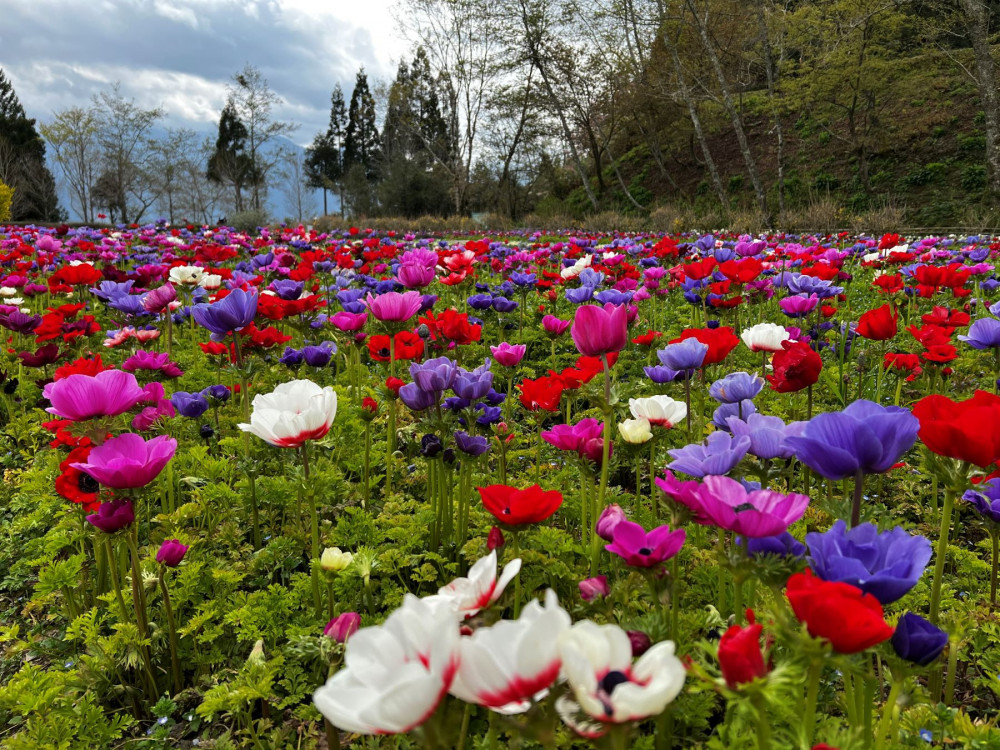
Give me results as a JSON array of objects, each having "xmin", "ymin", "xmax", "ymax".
[{"xmin": 2, "ymin": 223, "xmax": 1000, "ymax": 749}]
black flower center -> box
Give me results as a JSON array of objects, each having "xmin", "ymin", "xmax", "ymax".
[
  {"xmin": 78, "ymin": 472, "xmax": 99, "ymax": 494},
  {"xmin": 639, "ymin": 547, "xmax": 652, "ymax": 555},
  {"xmin": 599, "ymin": 670, "xmax": 630, "ymax": 695},
  {"xmin": 733, "ymin": 502, "xmax": 756, "ymax": 513}
]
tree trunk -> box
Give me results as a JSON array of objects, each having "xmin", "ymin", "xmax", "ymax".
[
  {"xmin": 685, "ymin": 0, "xmax": 768, "ymax": 217},
  {"xmin": 666, "ymin": 35, "xmax": 728, "ymax": 206},
  {"xmin": 518, "ymin": 0, "xmax": 599, "ymax": 211},
  {"xmin": 756, "ymin": 0, "xmax": 785, "ymax": 216},
  {"xmin": 960, "ymin": 0, "xmax": 1000, "ymax": 193}
]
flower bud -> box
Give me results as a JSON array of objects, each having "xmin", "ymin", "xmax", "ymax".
[
  {"xmin": 324, "ymin": 612, "xmax": 361, "ymax": 643},
  {"xmin": 596, "ymin": 504, "xmax": 627, "ymax": 542},
  {"xmin": 320, "ymin": 547, "xmax": 353, "ymax": 572},
  {"xmin": 627, "ymin": 630, "xmax": 652, "ymax": 657},
  {"xmin": 487, "ymin": 526, "xmax": 505, "ymax": 551},
  {"xmin": 156, "ymin": 538, "xmax": 188, "ymax": 567},
  {"xmin": 579, "ymin": 575, "xmax": 610, "ymax": 602}
]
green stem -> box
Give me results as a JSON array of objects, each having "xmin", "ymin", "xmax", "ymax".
[
  {"xmin": 233, "ymin": 332, "xmax": 261, "ymax": 548},
  {"xmin": 944, "ymin": 632, "xmax": 959, "ymax": 706},
  {"xmin": 850, "ymin": 469, "xmax": 865, "ymax": 528},
  {"xmin": 875, "ymin": 671, "xmax": 903, "ymax": 750},
  {"xmin": 991, "ymin": 528, "xmax": 998, "ymax": 609},
  {"xmin": 802, "ymin": 658, "xmax": 822, "ymax": 748},
  {"xmin": 590, "ymin": 354, "xmax": 613, "ymax": 576},
  {"xmin": 512, "ymin": 531, "xmax": 522, "ymax": 618},
  {"xmin": 929, "ymin": 489, "xmax": 955, "ymax": 625},
  {"xmin": 302, "ymin": 442, "xmax": 322, "ymax": 617},
  {"xmin": 158, "ymin": 569, "xmax": 183, "ymax": 694},
  {"xmin": 751, "ymin": 692, "xmax": 771, "ymax": 750}
]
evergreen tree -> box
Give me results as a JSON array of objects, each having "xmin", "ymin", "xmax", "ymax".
[
  {"xmin": 0, "ymin": 68, "xmax": 62, "ymax": 221},
  {"xmin": 207, "ymin": 102, "xmax": 256, "ymax": 213},
  {"xmin": 305, "ymin": 83, "xmax": 348, "ymax": 216},
  {"xmin": 343, "ymin": 69, "xmax": 381, "ymax": 183},
  {"xmin": 378, "ymin": 51, "xmax": 452, "ymax": 217}
]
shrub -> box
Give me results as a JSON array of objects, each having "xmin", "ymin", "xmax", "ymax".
[
  {"xmin": 228, "ymin": 209, "xmax": 270, "ymax": 233},
  {"xmin": 0, "ymin": 180, "xmax": 13, "ymax": 222}
]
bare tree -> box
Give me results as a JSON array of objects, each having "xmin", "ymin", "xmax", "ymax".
[
  {"xmin": 397, "ymin": 0, "xmax": 507, "ymax": 214},
  {"xmin": 225, "ymin": 64, "xmax": 298, "ymax": 213},
  {"xmin": 278, "ymin": 148, "xmax": 316, "ymax": 224},
  {"xmin": 957, "ymin": 0, "xmax": 1000, "ymax": 192},
  {"xmin": 40, "ymin": 106, "xmax": 100, "ymax": 222},
  {"xmin": 92, "ymin": 84, "xmax": 164, "ymax": 223}
]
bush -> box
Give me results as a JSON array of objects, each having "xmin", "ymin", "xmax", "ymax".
[
  {"xmin": 229, "ymin": 209, "xmax": 270, "ymax": 233},
  {"xmin": 0, "ymin": 180, "xmax": 13, "ymax": 222},
  {"xmin": 961, "ymin": 165, "xmax": 988, "ymax": 192},
  {"xmin": 649, "ymin": 204, "xmax": 696, "ymax": 233},
  {"xmin": 779, "ymin": 197, "xmax": 843, "ymax": 234}
]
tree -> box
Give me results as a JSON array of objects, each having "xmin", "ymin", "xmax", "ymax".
[
  {"xmin": 343, "ymin": 69, "xmax": 382, "ymax": 183},
  {"xmin": 207, "ymin": 102, "xmax": 256, "ymax": 212},
  {"xmin": 41, "ymin": 106, "xmax": 100, "ymax": 223},
  {"xmin": 91, "ymin": 84, "xmax": 164, "ymax": 223},
  {"xmin": 305, "ymin": 83, "xmax": 348, "ymax": 216},
  {"xmin": 223, "ymin": 64, "xmax": 298, "ymax": 213},
  {"xmin": 0, "ymin": 68, "xmax": 61, "ymax": 221},
  {"xmin": 378, "ymin": 52, "xmax": 454, "ymax": 216},
  {"xmin": 279, "ymin": 148, "xmax": 316, "ymax": 224},
  {"xmin": 957, "ymin": 0, "xmax": 1000, "ymax": 193}
]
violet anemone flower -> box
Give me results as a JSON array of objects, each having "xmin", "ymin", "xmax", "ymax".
[
  {"xmin": 86, "ymin": 499, "xmax": 135, "ymax": 533},
  {"xmin": 785, "ymin": 399, "xmax": 918, "ymax": 480},
  {"xmin": 725, "ymin": 413, "xmax": 806, "ymax": 460},
  {"xmin": 806, "ymin": 520, "xmax": 931, "ymax": 604},
  {"xmin": 667, "ymin": 432, "xmax": 751, "ymax": 478},
  {"xmin": 963, "ymin": 479, "xmax": 1000, "ymax": 523},
  {"xmin": 192, "ymin": 288, "xmax": 258, "ymax": 338}
]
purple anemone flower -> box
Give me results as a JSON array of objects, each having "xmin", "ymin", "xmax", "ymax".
[
  {"xmin": 604, "ymin": 519, "xmax": 685, "ymax": 568},
  {"xmin": 806, "ymin": 520, "xmax": 931, "ymax": 604},
  {"xmin": 667, "ymin": 432, "xmax": 751, "ymax": 478},
  {"xmin": 785, "ymin": 400, "xmax": 918, "ymax": 480}
]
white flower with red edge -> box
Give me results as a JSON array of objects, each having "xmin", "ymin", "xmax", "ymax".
[
  {"xmin": 557, "ymin": 622, "xmax": 686, "ymax": 737},
  {"xmin": 313, "ymin": 595, "xmax": 460, "ymax": 735},
  {"xmin": 627, "ymin": 396, "xmax": 687, "ymax": 428},
  {"xmin": 238, "ymin": 379, "xmax": 337, "ymax": 448},
  {"xmin": 449, "ymin": 589, "xmax": 570, "ymax": 714},
  {"xmin": 740, "ymin": 323, "xmax": 790, "ymax": 353},
  {"xmin": 424, "ymin": 550, "xmax": 521, "ymax": 618}
]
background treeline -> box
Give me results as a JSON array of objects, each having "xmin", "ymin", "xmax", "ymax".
[{"xmin": 3, "ymin": 0, "xmax": 1000, "ymax": 229}]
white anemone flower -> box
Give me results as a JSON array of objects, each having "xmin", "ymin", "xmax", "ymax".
[
  {"xmin": 424, "ymin": 549, "xmax": 521, "ymax": 618},
  {"xmin": 557, "ymin": 622, "xmax": 686, "ymax": 737},
  {"xmin": 740, "ymin": 322, "xmax": 790, "ymax": 353},
  {"xmin": 449, "ymin": 589, "xmax": 571, "ymax": 714},
  {"xmin": 313, "ymin": 595, "xmax": 460, "ymax": 734},
  {"xmin": 168, "ymin": 265, "xmax": 205, "ymax": 286},
  {"xmin": 238, "ymin": 379, "xmax": 338, "ymax": 448},
  {"xmin": 627, "ymin": 396, "xmax": 687, "ymax": 428}
]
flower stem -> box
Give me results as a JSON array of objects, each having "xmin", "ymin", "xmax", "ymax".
[
  {"xmin": 850, "ymin": 469, "xmax": 865, "ymax": 528},
  {"xmin": 301, "ymin": 441, "xmax": 322, "ymax": 618},
  {"xmin": 751, "ymin": 692, "xmax": 771, "ymax": 750},
  {"xmin": 875, "ymin": 670, "xmax": 903, "ymax": 750},
  {"xmin": 233, "ymin": 332, "xmax": 261, "ymax": 548},
  {"xmin": 802, "ymin": 658, "xmax": 822, "ymax": 748},
  {"xmin": 991, "ymin": 528, "xmax": 998, "ymax": 609},
  {"xmin": 929, "ymin": 488, "xmax": 956, "ymax": 625},
  {"xmin": 590, "ymin": 354, "xmax": 612, "ymax": 576},
  {"xmin": 158, "ymin": 568, "xmax": 183, "ymax": 694},
  {"xmin": 511, "ymin": 531, "xmax": 522, "ymax": 618}
]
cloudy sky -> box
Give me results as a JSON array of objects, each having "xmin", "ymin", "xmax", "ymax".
[{"xmin": 0, "ymin": 0, "xmax": 405, "ymax": 144}]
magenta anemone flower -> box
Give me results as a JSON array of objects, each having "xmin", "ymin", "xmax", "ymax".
[
  {"xmin": 542, "ymin": 315, "xmax": 571, "ymax": 337},
  {"xmin": 71, "ymin": 433, "xmax": 177, "ymax": 489},
  {"xmin": 156, "ymin": 539, "xmax": 189, "ymax": 567},
  {"xmin": 86, "ymin": 499, "xmax": 135, "ymax": 533},
  {"xmin": 143, "ymin": 283, "xmax": 177, "ymax": 313},
  {"xmin": 571, "ymin": 304, "xmax": 629, "ymax": 358},
  {"xmin": 43, "ymin": 369, "xmax": 146, "ymax": 421},
  {"xmin": 490, "ymin": 342, "xmax": 526, "ymax": 368},
  {"xmin": 658, "ymin": 472, "xmax": 809, "ymax": 538},
  {"xmin": 605, "ymin": 520, "xmax": 685, "ymax": 568},
  {"xmin": 122, "ymin": 350, "xmax": 184, "ymax": 378},
  {"xmin": 541, "ymin": 417, "xmax": 604, "ymax": 452},
  {"xmin": 364, "ymin": 291, "xmax": 422, "ymax": 323}
]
